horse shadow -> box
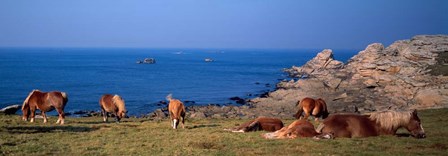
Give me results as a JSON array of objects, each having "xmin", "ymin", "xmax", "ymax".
[
  {"xmin": 5, "ymin": 125, "xmax": 100, "ymax": 134},
  {"xmin": 71, "ymin": 120, "xmax": 135, "ymax": 125},
  {"xmin": 395, "ymin": 133, "xmax": 412, "ymax": 137}
]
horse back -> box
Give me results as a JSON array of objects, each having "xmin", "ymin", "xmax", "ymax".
[
  {"xmin": 100, "ymin": 94, "xmax": 118, "ymax": 112},
  {"xmin": 168, "ymin": 99, "xmax": 185, "ymax": 119},
  {"xmin": 237, "ymin": 117, "xmax": 283, "ymax": 132},
  {"xmin": 322, "ymin": 114, "xmax": 378, "ymax": 138},
  {"xmin": 28, "ymin": 91, "xmax": 65, "ymax": 111},
  {"xmin": 48, "ymin": 91, "xmax": 67, "ymax": 106},
  {"xmin": 286, "ymin": 120, "xmax": 318, "ymax": 137},
  {"xmin": 257, "ymin": 117, "xmax": 284, "ymax": 132},
  {"xmin": 265, "ymin": 119, "xmax": 317, "ymax": 139},
  {"xmin": 299, "ymin": 97, "xmax": 316, "ymax": 111}
]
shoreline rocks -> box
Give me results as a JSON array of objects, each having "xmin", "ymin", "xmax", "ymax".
[
  {"xmin": 0, "ymin": 105, "xmax": 20, "ymax": 115},
  {"xmin": 150, "ymin": 35, "xmax": 448, "ymax": 120},
  {"xmin": 257, "ymin": 35, "xmax": 448, "ymax": 115}
]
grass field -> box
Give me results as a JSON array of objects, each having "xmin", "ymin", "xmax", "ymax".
[{"xmin": 1, "ymin": 108, "xmax": 447, "ymax": 155}]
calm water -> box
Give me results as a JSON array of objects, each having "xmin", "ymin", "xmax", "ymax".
[{"xmin": 0, "ymin": 48, "xmax": 357, "ymax": 115}]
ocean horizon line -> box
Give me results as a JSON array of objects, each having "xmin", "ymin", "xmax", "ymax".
[{"xmin": 0, "ymin": 46, "xmax": 361, "ymax": 53}]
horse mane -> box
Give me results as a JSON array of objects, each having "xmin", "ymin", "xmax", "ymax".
[
  {"xmin": 22, "ymin": 89, "xmax": 40, "ymax": 110},
  {"xmin": 112, "ymin": 95, "xmax": 126, "ymax": 112},
  {"xmin": 368, "ymin": 110, "xmax": 412, "ymax": 131},
  {"xmin": 166, "ymin": 93, "xmax": 173, "ymax": 101}
]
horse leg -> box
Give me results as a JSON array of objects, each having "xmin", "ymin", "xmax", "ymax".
[
  {"xmin": 114, "ymin": 112, "xmax": 120, "ymax": 123},
  {"xmin": 303, "ymin": 109, "xmax": 311, "ymax": 120},
  {"xmin": 181, "ymin": 116, "xmax": 185, "ymax": 129},
  {"xmin": 101, "ymin": 109, "xmax": 108, "ymax": 122},
  {"xmin": 315, "ymin": 123, "xmax": 325, "ymax": 133},
  {"xmin": 312, "ymin": 107, "xmax": 321, "ymax": 121},
  {"xmin": 55, "ymin": 108, "xmax": 65, "ymax": 125},
  {"xmin": 30, "ymin": 107, "xmax": 36, "ymax": 123},
  {"xmin": 42, "ymin": 111, "xmax": 48, "ymax": 123}
]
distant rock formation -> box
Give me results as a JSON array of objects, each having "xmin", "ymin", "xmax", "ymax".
[{"xmin": 0, "ymin": 104, "xmax": 20, "ymax": 115}]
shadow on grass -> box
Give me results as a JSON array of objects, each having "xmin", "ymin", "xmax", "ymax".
[
  {"xmin": 71, "ymin": 121, "xmax": 105, "ymax": 124},
  {"xmin": 71, "ymin": 120, "xmax": 136, "ymax": 125},
  {"xmin": 187, "ymin": 124, "xmax": 220, "ymax": 129},
  {"xmin": 5, "ymin": 125, "xmax": 99, "ymax": 134},
  {"xmin": 395, "ymin": 133, "xmax": 412, "ymax": 137}
]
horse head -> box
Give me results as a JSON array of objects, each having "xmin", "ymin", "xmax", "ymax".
[
  {"xmin": 21, "ymin": 104, "xmax": 29, "ymax": 121},
  {"xmin": 21, "ymin": 90, "xmax": 38, "ymax": 121},
  {"xmin": 406, "ymin": 110, "xmax": 426, "ymax": 139},
  {"xmin": 112, "ymin": 95, "xmax": 127, "ymax": 121}
]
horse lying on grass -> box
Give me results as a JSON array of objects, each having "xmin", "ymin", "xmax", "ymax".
[
  {"xmin": 294, "ymin": 97, "xmax": 329, "ymax": 121},
  {"xmin": 167, "ymin": 94, "xmax": 186, "ymax": 129},
  {"xmin": 99, "ymin": 94, "xmax": 127, "ymax": 123},
  {"xmin": 262, "ymin": 119, "xmax": 324, "ymax": 139},
  {"xmin": 224, "ymin": 117, "xmax": 284, "ymax": 132},
  {"xmin": 22, "ymin": 90, "xmax": 68, "ymax": 125},
  {"xmin": 316, "ymin": 110, "xmax": 426, "ymax": 139}
]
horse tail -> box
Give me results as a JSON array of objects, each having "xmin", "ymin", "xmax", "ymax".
[
  {"xmin": 61, "ymin": 92, "xmax": 68, "ymax": 106},
  {"xmin": 166, "ymin": 93, "xmax": 173, "ymax": 101},
  {"xmin": 293, "ymin": 100, "xmax": 304, "ymax": 119},
  {"xmin": 295, "ymin": 99, "xmax": 301, "ymax": 106},
  {"xmin": 22, "ymin": 90, "xmax": 38, "ymax": 110},
  {"xmin": 317, "ymin": 98, "xmax": 329, "ymax": 118}
]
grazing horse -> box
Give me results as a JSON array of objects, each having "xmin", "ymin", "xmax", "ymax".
[
  {"xmin": 167, "ymin": 94, "xmax": 186, "ymax": 129},
  {"xmin": 224, "ymin": 117, "xmax": 284, "ymax": 133},
  {"xmin": 316, "ymin": 110, "xmax": 426, "ymax": 138},
  {"xmin": 294, "ymin": 97, "xmax": 329, "ymax": 121},
  {"xmin": 99, "ymin": 94, "xmax": 127, "ymax": 123},
  {"xmin": 262, "ymin": 119, "xmax": 319, "ymax": 139},
  {"xmin": 21, "ymin": 90, "xmax": 68, "ymax": 125}
]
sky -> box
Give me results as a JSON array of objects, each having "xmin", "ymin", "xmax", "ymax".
[{"xmin": 0, "ymin": 0, "xmax": 447, "ymax": 50}]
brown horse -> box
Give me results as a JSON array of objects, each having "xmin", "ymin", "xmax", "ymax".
[
  {"xmin": 99, "ymin": 94, "xmax": 127, "ymax": 123},
  {"xmin": 316, "ymin": 110, "xmax": 426, "ymax": 138},
  {"xmin": 224, "ymin": 117, "xmax": 284, "ymax": 133},
  {"xmin": 167, "ymin": 94, "xmax": 186, "ymax": 129},
  {"xmin": 294, "ymin": 97, "xmax": 329, "ymax": 121},
  {"xmin": 21, "ymin": 90, "xmax": 68, "ymax": 125},
  {"xmin": 262, "ymin": 119, "xmax": 319, "ymax": 139}
]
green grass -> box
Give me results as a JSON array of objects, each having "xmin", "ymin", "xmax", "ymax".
[{"xmin": 1, "ymin": 108, "xmax": 447, "ymax": 155}]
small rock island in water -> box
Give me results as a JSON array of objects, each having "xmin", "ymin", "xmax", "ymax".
[{"xmin": 136, "ymin": 58, "xmax": 156, "ymax": 64}]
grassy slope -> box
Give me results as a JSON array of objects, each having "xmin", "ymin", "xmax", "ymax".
[{"xmin": 1, "ymin": 108, "xmax": 447, "ymax": 155}]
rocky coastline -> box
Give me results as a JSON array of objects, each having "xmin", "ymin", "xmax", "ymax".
[{"xmin": 148, "ymin": 35, "xmax": 448, "ymax": 119}]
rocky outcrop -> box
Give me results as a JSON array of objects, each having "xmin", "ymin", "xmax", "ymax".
[
  {"xmin": 265, "ymin": 35, "xmax": 448, "ymax": 115},
  {"xmin": 147, "ymin": 35, "xmax": 448, "ymax": 119},
  {"xmin": 0, "ymin": 105, "xmax": 20, "ymax": 115}
]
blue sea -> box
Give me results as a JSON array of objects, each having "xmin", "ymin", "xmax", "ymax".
[{"xmin": 0, "ymin": 48, "xmax": 358, "ymax": 116}]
